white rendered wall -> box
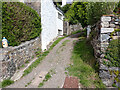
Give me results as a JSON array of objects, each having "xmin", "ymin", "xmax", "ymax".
[
  {"xmin": 41, "ymin": 0, "xmax": 63, "ymax": 51},
  {"xmin": 56, "ymin": 10, "xmax": 63, "ymax": 35},
  {"xmin": 62, "ymin": 0, "xmax": 67, "ymax": 7}
]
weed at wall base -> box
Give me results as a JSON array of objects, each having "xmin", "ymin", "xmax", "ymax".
[
  {"xmin": 38, "ymin": 71, "xmax": 52, "ymax": 88},
  {"xmin": 0, "ymin": 79, "xmax": 14, "ymax": 88}
]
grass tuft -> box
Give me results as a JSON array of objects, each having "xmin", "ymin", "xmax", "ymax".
[
  {"xmin": 71, "ymin": 30, "xmax": 82, "ymax": 35},
  {"xmin": 38, "ymin": 82, "xmax": 44, "ymax": 87},
  {"xmin": 61, "ymin": 40, "xmax": 70, "ymax": 47},
  {"xmin": 44, "ymin": 73, "xmax": 51, "ymax": 81},
  {"xmin": 67, "ymin": 37, "xmax": 105, "ymax": 88},
  {"xmin": 49, "ymin": 37, "xmax": 65, "ymax": 51},
  {"xmin": 0, "ymin": 79, "xmax": 14, "ymax": 88},
  {"xmin": 38, "ymin": 73, "xmax": 51, "ymax": 88}
]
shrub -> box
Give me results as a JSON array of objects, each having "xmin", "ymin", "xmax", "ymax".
[
  {"xmin": 1, "ymin": 79, "xmax": 14, "ymax": 88},
  {"xmin": 2, "ymin": 2, "xmax": 41, "ymax": 46}
]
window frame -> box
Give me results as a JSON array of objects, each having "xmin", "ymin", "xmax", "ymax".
[{"xmin": 58, "ymin": 12, "xmax": 62, "ymax": 20}]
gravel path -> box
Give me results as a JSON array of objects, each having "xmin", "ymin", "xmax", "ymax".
[{"xmin": 7, "ymin": 33, "xmax": 80, "ymax": 88}]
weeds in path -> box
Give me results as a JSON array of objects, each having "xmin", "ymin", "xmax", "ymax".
[
  {"xmin": 61, "ymin": 40, "xmax": 70, "ymax": 47},
  {"xmin": 56, "ymin": 40, "xmax": 70, "ymax": 54},
  {"xmin": 23, "ymin": 37, "xmax": 65, "ymax": 76},
  {"xmin": 25, "ymin": 77, "xmax": 35, "ymax": 87},
  {"xmin": 67, "ymin": 37, "xmax": 106, "ymax": 88},
  {"xmin": 38, "ymin": 69, "xmax": 55, "ymax": 88},
  {"xmin": 0, "ymin": 79, "xmax": 14, "ymax": 88}
]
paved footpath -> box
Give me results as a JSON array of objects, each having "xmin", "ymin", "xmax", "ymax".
[{"xmin": 7, "ymin": 33, "xmax": 80, "ymax": 88}]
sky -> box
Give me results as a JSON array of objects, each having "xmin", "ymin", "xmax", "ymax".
[{"xmin": 66, "ymin": 0, "xmax": 73, "ymax": 3}]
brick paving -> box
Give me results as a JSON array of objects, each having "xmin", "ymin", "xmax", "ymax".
[{"xmin": 63, "ymin": 77, "xmax": 79, "ymax": 88}]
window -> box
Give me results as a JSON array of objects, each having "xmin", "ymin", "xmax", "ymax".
[
  {"xmin": 58, "ymin": 29, "xmax": 62, "ymax": 36},
  {"xmin": 58, "ymin": 12, "xmax": 62, "ymax": 20}
]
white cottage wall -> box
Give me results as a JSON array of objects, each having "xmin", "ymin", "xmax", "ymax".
[
  {"xmin": 41, "ymin": 0, "xmax": 57, "ymax": 50},
  {"xmin": 56, "ymin": 10, "xmax": 64, "ymax": 36},
  {"xmin": 41, "ymin": 0, "xmax": 63, "ymax": 51}
]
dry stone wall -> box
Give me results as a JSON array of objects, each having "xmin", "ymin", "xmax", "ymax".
[
  {"xmin": 99, "ymin": 15, "xmax": 120, "ymax": 87},
  {"xmin": 89, "ymin": 15, "xmax": 120, "ymax": 87},
  {"xmin": 63, "ymin": 21, "xmax": 83, "ymax": 35},
  {"xmin": 70, "ymin": 23, "xmax": 83, "ymax": 32},
  {"xmin": 0, "ymin": 37, "xmax": 41, "ymax": 81}
]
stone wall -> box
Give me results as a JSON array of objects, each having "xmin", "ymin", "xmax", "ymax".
[
  {"xmin": 0, "ymin": 37, "xmax": 41, "ymax": 81},
  {"xmin": 99, "ymin": 15, "xmax": 120, "ymax": 87},
  {"xmin": 70, "ymin": 23, "xmax": 83, "ymax": 32},
  {"xmin": 89, "ymin": 15, "xmax": 120, "ymax": 87},
  {"xmin": 63, "ymin": 21, "xmax": 83, "ymax": 35}
]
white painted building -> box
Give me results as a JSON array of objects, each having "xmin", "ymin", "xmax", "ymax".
[
  {"xmin": 19, "ymin": 0, "xmax": 64, "ymax": 51},
  {"xmin": 62, "ymin": 0, "xmax": 67, "ymax": 7},
  {"xmin": 41, "ymin": 0, "xmax": 64, "ymax": 51}
]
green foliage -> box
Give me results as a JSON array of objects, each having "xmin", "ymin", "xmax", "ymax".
[
  {"xmin": 0, "ymin": 79, "xmax": 14, "ymax": 88},
  {"xmin": 71, "ymin": 30, "xmax": 82, "ymax": 35},
  {"xmin": 49, "ymin": 37, "xmax": 65, "ymax": 51},
  {"xmin": 110, "ymin": 70, "xmax": 120, "ymax": 88},
  {"xmin": 38, "ymin": 82, "xmax": 44, "ymax": 87},
  {"xmin": 61, "ymin": 4, "xmax": 71, "ymax": 13},
  {"xmin": 67, "ymin": 37, "xmax": 105, "ymax": 88},
  {"xmin": 2, "ymin": 2, "xmax": 41, "ymax": 46},
  {"xmin": 87, "ymin": 2, "xmax": 116, "ymax": 25},
  {"xmin": 44, "ymin": 73, "xmax": 51, "ymax": 82},
  {"xmin": 38, "ymin": 71, "xmax": 52, "ymax": 88},
  {"xmin": 114, "ymin": 1, "xmax": 120, "ymax": 14},
  {"xmin": 112, "ymin": 83, "xmax": 117, "ymax": 87},
  {"xmin": 111, "ymin": 28, "xmax": 120, "ymax": 36},
  {"xmin": 61, "ymin": 40, "xmax": 70, "ymax": 47},
  {"xmin": 25, "ymin": 60, "xmax": 29, "ymax": 64},
  {"xmin": 64, "ymin": 2, "xmax": 117, "ymax": 27},
  {"xmin": 104, "ymin": 39, "xmax": 120, "ymax": 67},
  {"xmin": 56, "ymin": 39, "xmax": 70, "ymax": 53},
  {"xmin": 64, "ymin": 2, "xmax": 88, "ymax": 27},
  {"xmin": 23, "ymin": 57, "xmax": 43, "ymax": 76}
]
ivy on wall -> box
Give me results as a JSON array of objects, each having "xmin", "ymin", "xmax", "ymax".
[{"xmin": 104, "ymin": 39, "xmax": 120, "ymax": 67}]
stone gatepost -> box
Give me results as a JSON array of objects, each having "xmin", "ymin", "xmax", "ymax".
[
  {"xmin": 87, "ymin": 25, "xmax": 91, "ymax": 38},
  {"xmin": 100, "ymin": 15, "xmax": 113, "ymax": 52}
]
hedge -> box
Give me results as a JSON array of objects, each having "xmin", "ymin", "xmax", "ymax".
[{"xmin": 2, "ymin": 2, "xmax": 41, "ymax": 46}]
